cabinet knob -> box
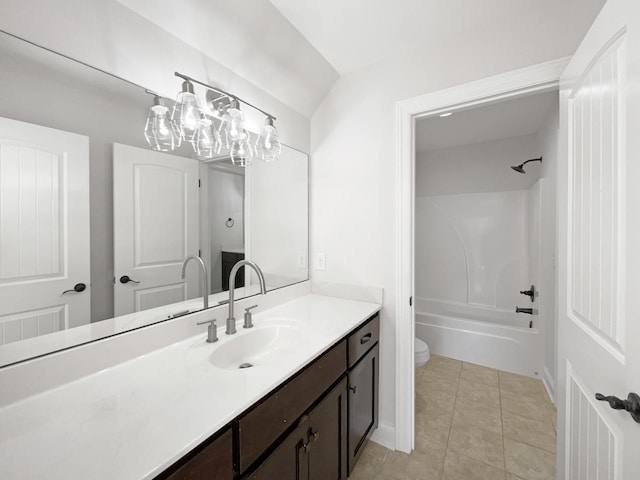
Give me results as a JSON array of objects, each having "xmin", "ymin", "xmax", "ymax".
[
  {"xmin": 309, "ymin": 428, "xmax": 319, "ymax": 442},
  {"xmin": 348, "ymin": 385, "xmax": 357, "ymax": 394}
]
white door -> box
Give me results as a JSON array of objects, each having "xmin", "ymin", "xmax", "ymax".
[
  {"xmin": 0, "ymin": 117, "xmax": 90, "ymax": 344},
  {"xmin": 558, "ymin": 0, "xmax": 640, "ymax": 478},
  {"xmin": 113, "ymin": 143, "xmax": 200, "ymax": 317}
]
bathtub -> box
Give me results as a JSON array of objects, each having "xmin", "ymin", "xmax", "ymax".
[{"xmin": 415, "ymin": 298, "xmax": 544, "ymax": 377}]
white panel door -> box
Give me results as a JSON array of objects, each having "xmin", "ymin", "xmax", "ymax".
[
  {"xmin": 113, "ymin": 143, "xmax": 200, "ymax": 317},
  {"xmin": 0, "ymin": 117, "xmax": 90, "ymax": 344},
  {"xmin": 558, "ymin": 0, "xmax": 640, "ymax": 478}
]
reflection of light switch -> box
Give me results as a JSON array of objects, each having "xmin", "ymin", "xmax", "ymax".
[
  {"xmin": 297, "ymin": 252, "xmax": 306, "ymax": 269},
  {"xmin": 315, "ymin": 253, "xmax": 326, "ymax": 271}
]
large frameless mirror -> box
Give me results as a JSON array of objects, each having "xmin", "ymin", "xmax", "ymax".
[{"xmin": 0, "ymin": 31, "xmax": 309, "ymax": 367}]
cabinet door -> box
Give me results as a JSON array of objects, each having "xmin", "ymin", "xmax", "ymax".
[
  {"xmin": 308, "ymin": 378, "xmax": 347, "ymax": 480},
  {"xmin": 246, "ymin": 416, "xmax": 309, "ymax": 480},
  {"xmin": 347, "ymin": 344, "xmax": 379, "ymax": 474},
  {"xmin": 157, "ymin": 427, "xmax": 233, "ymax": 480}
]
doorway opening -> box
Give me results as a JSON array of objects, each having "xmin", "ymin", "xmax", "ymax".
[{"xmin": 393, "ymin": 58, "xmax": 568, "ymax": 452}]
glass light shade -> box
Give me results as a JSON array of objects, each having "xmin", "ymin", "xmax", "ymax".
[
  {"xmin": 230, "ymin": 137, "xmax": 253, "ymax": 167},
  {"xmin": 255, "ymin": 118, "xmax": 281, "ymax": 162},
  {"xmin": 144, "ymin": 98, "xmax": 180, "ymax": 152},
  {"xmin": 194, "ymin": 118, "xmax": 220, "ymax": 159},
  {"xmin": 172, "ymin": 81, "xmax": 202, "ymax": 142}
]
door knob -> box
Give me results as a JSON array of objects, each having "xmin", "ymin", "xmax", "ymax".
[
  {"xmin": 595, "ymin": 392, "xmax": 640, "ymax": 423},
  {"xmin": 519, "ymin": 285, "xmax": 535, "ymax": 302},
  {"xmin": 62, "ymin": 283, "xmax": 86, "ymax": 294},
  {"xmin": 119, "ymin": 275, "xmax": 140, "ymax": 284}
]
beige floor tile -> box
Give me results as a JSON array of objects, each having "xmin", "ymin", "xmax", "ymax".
[
  {"xmin": 500, "ymin": 390, "xmax": 554, "ymax": 423},
  {"xmin": 442, "ymin": 448, "xmax": 507, "ymax": 480},
  {"xmin": 499, "ymin": 371, "xmax": 546, "ymax": 399},
  {"xmin": 502, "ymin": 410, "xmax": 556, "ymax": 453},
  {"xmin": 460, "ymin": 362, "xmax": 500, "ymax": 388},
  {"xmin": 425, "ymin": 355, "xmax": 463, "ymax": 375},
  {"xmin": 382, "ymin": 437, "xmax": 446, "ymax": 480},
  {"xmin": 416, "ymin": 385, "xmax": 457, "ymax": 414},
  {"xmin": 451, "ymin": 401, "xmax": 502, "ymax": 434},
  {"xmin": 415, "ymin": 408, "xmax": 453, "ymax": 447},
  {"xmin": 456, "ymin": 377, "xmax": 501, "ymax": 408},
  {"xmin": 419, "ymin": 369, "xmax": 460, "ymax": 395},
  {"xmin": 448, "ymin": 425, "xmax": 505, "ymax": 470},
  {"xmin": 363, "ymin": 439, "xmax": 391, "ymax": 462},
  {"xmin": 504, "ymin": 438, "xmax": 556, "ymax": 480},
  {"xmin": 505, "ymin": 473, "xmax": 527, "ymax": 480},
  {"xmin": 349, "ymin": 450, "xmax": 384, "ymax": 480}
]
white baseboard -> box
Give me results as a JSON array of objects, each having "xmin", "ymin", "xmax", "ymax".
[
  {"xmin": 370, "ymin": 421, "xmax": 396, "ymax": 451},
  {"xmin": 542, "ymin": 365, "xmax": 556, "ymax": 405}
]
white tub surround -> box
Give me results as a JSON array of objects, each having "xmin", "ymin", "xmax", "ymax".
[{"xmin": 0, "ymin": 294, "xmax": 381, "ymax": 479}]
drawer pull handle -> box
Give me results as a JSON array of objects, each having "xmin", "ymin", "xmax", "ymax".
[{"xmin": 360, "ymin": 333, "xmax": 372, "ymax": 345}]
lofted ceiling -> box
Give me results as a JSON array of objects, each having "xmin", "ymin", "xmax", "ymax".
[
  {"xmin": 116, "ymin": 0, "xmax": 605, "ymax": 118},
  {"xmin": 269, "ymin": 0, "xmax": 606, "ymax": 75},
  {"xmin": 415, "ymin": 91, "xmax": 558, "ymax": 153}
]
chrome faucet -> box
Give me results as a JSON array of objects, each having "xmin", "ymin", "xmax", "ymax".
[
  {"xmin": 226, "ymin": 260, "xmax": 267, "ymax": 334},
  {"xmin": 181, "ymin": 255, "xmax": 209, "ymax": 310}
]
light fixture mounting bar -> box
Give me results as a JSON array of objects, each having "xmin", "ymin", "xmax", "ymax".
[{"xmin": 174, "ymin": 72, "xmax": 276, "ymax": 121}]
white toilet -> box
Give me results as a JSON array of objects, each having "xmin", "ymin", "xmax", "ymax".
[{"xmin": 415, "ymin": 337, "xmax": 430, "ymax": 367}]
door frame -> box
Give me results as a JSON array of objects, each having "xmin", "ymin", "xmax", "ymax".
[{"xmin": 393, "ymin": 57, "xmax": 569, "ymax": 452}]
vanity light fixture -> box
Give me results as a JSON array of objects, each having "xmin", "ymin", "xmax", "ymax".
[
  {"xmin": 144, "ymin": 71, "xmax": 281, "ymax": 165},
  {"xmin": 172, "ymin": 79, "xmax": 203, "ymax": 142},
  {"xmin": 255, "ymin": 116, "xmax": 282, "ymax": 162},
  {"xmin": 144, "ymin": 95, "xmax": 181, "ymax": 152}
]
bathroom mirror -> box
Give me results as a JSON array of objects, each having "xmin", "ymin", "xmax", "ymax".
[{"xmin": 0, "ymin": 31, "xmax": 309, "ymax": 367}]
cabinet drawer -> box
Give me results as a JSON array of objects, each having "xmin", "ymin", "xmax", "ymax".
[
  {"xmin": 238, "ymin": 340, "xmax": 347, "ymax": 473},
  {"xmin": 348, "ymin": 314, "xmax": 379, "ymax": 368}
]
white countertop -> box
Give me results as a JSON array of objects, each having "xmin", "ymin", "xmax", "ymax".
[{"xmin": 0, "ymin": 294, "xmax": 381, "ymax": 480}]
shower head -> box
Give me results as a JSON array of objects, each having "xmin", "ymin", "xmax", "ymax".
[{"xmin": 511, "ymin": 156, "xmax": 542, "ymax": 174}]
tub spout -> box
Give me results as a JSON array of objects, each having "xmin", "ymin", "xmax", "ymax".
[{"xmin": 515, "ymin": 307, "xmax": 534, "ymax": 315}]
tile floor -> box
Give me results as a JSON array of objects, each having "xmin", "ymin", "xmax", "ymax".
[{"xmin": 350, "ymin": 355, "xmax": 558, "ymax": 480}]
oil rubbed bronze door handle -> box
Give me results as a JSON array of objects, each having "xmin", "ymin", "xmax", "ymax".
[
  {"xmin": 595, "ymin": 392, "xmax": 640, "ymax": 423},
  {"xmin": 119, "ymin": 275, "xmax": 140, "ymax": 284},
  {"xmin": 360, "ymin": 333, "xmax": 372, "ymax": 345},
  {"xmin": 62, "ymin": 283, "xmax": 86, "ymax": 294}
]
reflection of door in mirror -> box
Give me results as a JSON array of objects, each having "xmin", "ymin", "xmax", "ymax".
[
  {"xmin": 0, "ymin": 117, "xmax": 90, "ymax": 345},
  {"xmin": 113, "ymin": 143, "xmax": 200, "ymax": 316}
]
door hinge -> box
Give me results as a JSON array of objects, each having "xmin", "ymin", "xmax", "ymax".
[
  {"xmin": 198, "ymin": 179, "xmax": 201, "ymax": 188},
  {"xmin": 198, "ymin": 249, "xmax": 201, "ymax": 257},
  {"xmin": 409, "ymin": 296, "xmax": 413, "ymax": 307}
]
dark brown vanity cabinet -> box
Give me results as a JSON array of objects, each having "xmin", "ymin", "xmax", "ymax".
[
  {"xmin": 246, "ymin": 378, "xmax": 348, "ymax": 480},
  {"xmin": 347, "ymin": 315, "xmax": 380, "ymax": 474}
]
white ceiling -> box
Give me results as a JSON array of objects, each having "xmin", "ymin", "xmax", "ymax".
[
  {"xmin": 269, "ymin": 0, "xmax": 606, "ymax": 74},
  {"xmin": 415, "ymin": 91, "xmax": 558, "ymax": 153}
]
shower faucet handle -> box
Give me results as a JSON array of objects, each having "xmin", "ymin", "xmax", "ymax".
[{"xmin": 519, "ymin": 285, "xmax": 535, "ymax": 302}]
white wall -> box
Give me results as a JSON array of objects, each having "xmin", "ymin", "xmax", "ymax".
[
  {"xmin": 415, "ymin": 134, "xmax": 541, "ymax": 196},
  {"xmin": 310, "ymin": 42, "xmax": 571, "ymax": 436},
  {"xmin": 537, "ymin": 102, "xmax": 559, "ymax": 399}
]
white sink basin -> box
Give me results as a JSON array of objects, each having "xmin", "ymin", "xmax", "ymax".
[{"xmin": 186, "ymin": 318, "xmax": 310, "ymax": 370}]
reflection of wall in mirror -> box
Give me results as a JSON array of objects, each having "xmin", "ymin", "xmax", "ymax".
[{"xmin": 250, "ymin": 148, "xmax": 308, "ymax": 289}]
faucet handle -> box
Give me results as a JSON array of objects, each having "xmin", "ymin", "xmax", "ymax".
[
  {"xmin": 197, "ymin": 318, "xmax": 218, "ymax": 343},
  {"xmin": 243, "ymin": 305, "xmax": 258, "ymax": 329}
]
